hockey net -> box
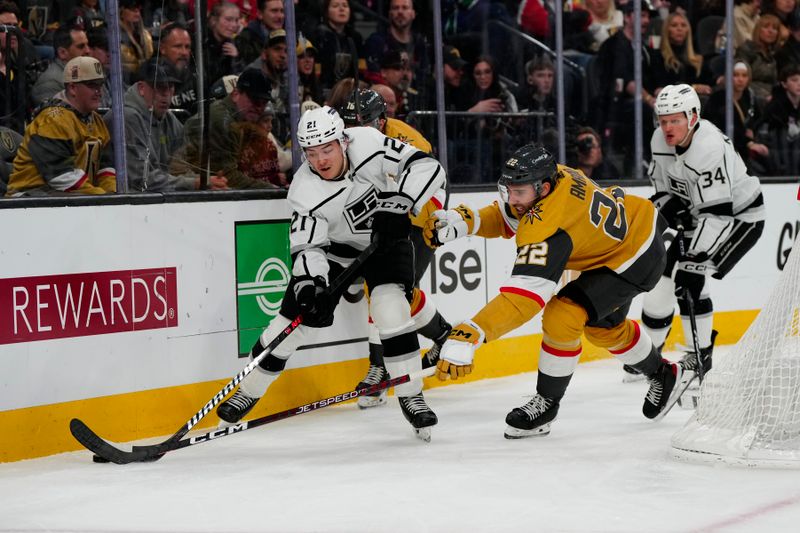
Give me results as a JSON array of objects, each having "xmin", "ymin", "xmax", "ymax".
[{"xmin": 671, "ymin": 238, "xmax": 800, "ymax": 467}]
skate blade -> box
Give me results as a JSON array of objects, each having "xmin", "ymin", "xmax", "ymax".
[
  {"xmin": 504, "ymin": 423, "xmax": 552, "ymax": 439},
  {"xmin": 676, "ymin": 389, "xmax": 700, "ymax": 410},
  {"xmin": 622, "ymin": 373, "xmax": 646, "ymax": 384},
  {"xmin": 357, "ymin": 394, "xmax": 388, "ymax": 409},
  {"xmin": 413, "ymin": 427, "xmax": 432, "ymax": 442}
]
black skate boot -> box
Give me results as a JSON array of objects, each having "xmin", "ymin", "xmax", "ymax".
[
  {"xmin": 356, "ymin": 363, "xmax": 389, "ymax": 409},
  {"xmin": 398, "ymin": 393, "xmax": 438, "ymax": 442},
  {"xmin": 678, "ymin": 330, "xmax": 718, "ymax": 376},
  {"xmin": 217, "ymin": 388, "xmax": 260, "ymax": 424},
  {"xmin": 504, "ymin": 394, "xmax": 560, "ymax": 439},
  {"xmin": 642, "ymin": 359, "xmax": 682, "ymax": 419},
  {"xmin": 622, "ymin": 364, "xmax": 645, "ymax": 383}
]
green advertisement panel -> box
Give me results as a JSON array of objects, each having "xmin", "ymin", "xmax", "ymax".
[{"xmin": 234, "ymin": 220, "xmax": 292, "ymax": 356}]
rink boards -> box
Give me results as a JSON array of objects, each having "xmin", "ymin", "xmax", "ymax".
[{"xmin": 0, "ymin": 184, "xmax": 797, "ymax": 462}]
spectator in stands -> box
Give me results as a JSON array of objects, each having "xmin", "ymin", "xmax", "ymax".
[
  {"xmin": 758, "ymin": 63, "xmax": 800, "ymax": 174},
  {"xmin": 515, "ymin": 55, "xmax": 556, "ymax": 114},
  {"xmin": 297, "ymin": 34, "xmax": 322, "ymax": 105},
  {"xmin": 652, "ymin": 11, "xmax": 715, "ymax": 96},
  {"xmin": 517, "ymin": 0, "xmax": 550, "ymax": 43},
  {"xmin": 705, "ymin": 61, "xmax": 770, "ymax": 173},
  {"xmin": 584, "ymin": 0, "xmax": 623, "ymax": 50},
  {"xmin": 775, "ymin": 7, "xmax": 800, "ymax": 73},
  {"xmin": 32, "ymin": 24, "xmax": 89, "ymax": 106},
  {"xmin": 69, "ymin": 0, "xmax": 105, "ymax": 29},
  {"xmin": 377, "ymin": 49, "xmax": 418, "ymax": 120},
  {"xmin": 119, "ymin": 0, "xmax": 154, "ymax": 82},
  {"xmin": 465, "ymin": 54, "xmax": 518, "ymax": 182},
  {"xmin": 736, "ymin": 14, "xmax": 784, "ymax": 104},
  {"xmin": 238, "ymin": 104, "xmax": 288, "ymax": 188},
  {"xmin": 574, "ymin": 126, "xmax": 620, "ymax": 180},
  {"xmin": 182, "ymin": 68, "xmax": 276, "ymax": 189},
  {"xmin": 237, "ymin": 0, "xmax": 285, "ymax": 65},
  {"xmin": 0, "ymin": 126, "xmax": 22, "ymax": 194},
  {"xmin": 7, "ymin": 57, "xmax": 115, "ymax": 196},
  {"xmin": 593, "ymin": 0, "xmax": 658, "ymax": 173},
  {"xmin": 435, "ymin": 44, "xmax": 471, "ymax": 111},
  {"xmin": 763, "ymin": 0, "xmax": 797, "ymax": 42},
  {"xmin": 0, "ymin": 1, "xmax": 36, "ymax": 131},
  {"xmin": 248, "ymin": 29, "xmax": 288, "ymax": 115},
  {"xmin": 158, "ymin": 22, "xmax": 197, "ymax": 119},
  {"xmin": 364, "ymin": 0, "xmax": 429, "ymax": 90},
  {"xmin": 371, "ymin": 83, "xmax": 398, "ymax": 117},
  {"xmin": 206, "ymin": 2, "xmax": 244, "ymax": 88},
  {"xmin": 325, "ymin": 77, "xmax": 363, "ymax": 109},
  {"xmin": 86, "ymin": 26, "xmax": 113, "ymax": 110},
  {"xmin": 734, "ymin": 0, "xmax": 762, "ymax": 50},
  {"xmin": 110, "ymin": 58, "xmax": 228, "ymax": 192},
  {"xmin": 312, "ymin": 0, "xmax": 363, "ymax": 97}
]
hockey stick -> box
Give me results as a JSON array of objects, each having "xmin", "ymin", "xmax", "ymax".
[
  {"xmin": 71, "ymin": 367, "xmax": 435, "ymax": 464},
  {"xmin": 70, "ymin": 240, "xmax": 379, "ymax": 464},
  {"xmin": 675, "ymin": 223, "xmax": 705, "ymax": 383}
]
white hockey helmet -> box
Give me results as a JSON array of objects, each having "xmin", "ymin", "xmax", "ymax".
[
  {"xmin": 654, "ymin": 84, "xmax": 701, "ymax": 122},
  {"xmin": 297, "ymin": 105, "xmax": 346, "ymax": 148}
]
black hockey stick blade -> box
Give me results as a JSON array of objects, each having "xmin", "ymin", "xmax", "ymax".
[{"xmin": 72, "ymin": 367, "xmax": 435, "ymax": 464}]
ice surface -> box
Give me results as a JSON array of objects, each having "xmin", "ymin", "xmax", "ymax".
[{"xmin": 2, "ymin": 350, "xmax": 800, "ymax": 533}]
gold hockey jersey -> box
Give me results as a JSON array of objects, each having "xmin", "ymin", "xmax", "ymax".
[
  {"xmin": 472, "ymin": 165, "xmax": 659, "ymax": 341},
  {"xmin": 7, "ymin": 99, "xmax": 115, "ymax": 196}
]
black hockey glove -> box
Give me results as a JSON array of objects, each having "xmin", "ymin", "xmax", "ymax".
[
  {"xmin": 371, "ymin": 192, "xmax": 413, "ymax": 242},
  {"xmin": 650, "ymin": 192, "xmax": 692, "ymax": 231},
  {"xmin": 292, "ymin": 275, "xmax": 334, "ymax": 328}
]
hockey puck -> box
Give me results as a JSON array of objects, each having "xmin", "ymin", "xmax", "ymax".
[{"xmin": 92, "ymin": 454, "xmax": 110, "ymax": 463}]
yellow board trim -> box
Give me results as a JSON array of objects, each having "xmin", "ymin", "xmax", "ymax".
[{"xmin": 0, "ymin": 309, "xmax": 758, "ymax": 462}]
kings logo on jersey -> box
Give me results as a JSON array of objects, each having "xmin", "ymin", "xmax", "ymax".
[
  {"xmin": 668, "ymin": 174, "xmax": 691, "ymax": 200},
  {"xmin": 344, "ymin": 186, "xmax": 379, "ymax": 234},
  {"xmin": 234, "ymin": 220, "xmax": 292, "ymax": 356}
]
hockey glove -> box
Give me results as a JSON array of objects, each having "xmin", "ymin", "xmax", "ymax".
[
  {"xmin": 650, "ymin": 192, "xmax": 692, "ymax": 231},
  {"xmin": 436, "ymin": 319, "xmax": 485, "ymax": 381},
  {"xmin": 371, "ymin": 192, "xmax": 414, "ymax": 242},
  {"xmin": 423, "ymin": 205, "xmax": 479, "ymax": 248},
  {"xmin": 293, "ymin": 275, "xmax": 334, "ymax": 328}
]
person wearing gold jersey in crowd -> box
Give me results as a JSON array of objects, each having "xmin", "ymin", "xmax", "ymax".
[
  {"xmin": 6, "ymin": 56, "xmax": 115, "ymax": 197},
  {"xmin": 425, "ymin": 144, "xmax": 680, "ymax": 438},
  {"xmin": 337, "ymin": 88, "xmax": 451, "ymax": 409}
]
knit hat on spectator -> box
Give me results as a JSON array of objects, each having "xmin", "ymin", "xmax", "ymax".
[
  {"xmin": 236, "ymin": 68, "xmax": 272, "ymax": 101},
  {"xmin": 620, "ymin": 0, "xmax": 655, "ymax": 14},
  {"xmin": 443, "ymin": 45, "xmax": 467, "ymax": 70},
  {"xmin": 296, "ymin": 33, "xmax": 316, "ymax": 56},
  {"xmin": 63, "ymin": 56, "xmax": 104, "ymax": 84},
  {"xmin": 381, "ymin": 50, "xmax": 409, "ymax": 69},
  {"xmin": 138, "ymin": 58, "xmax": 181, "ymax": 86},
  {"xmin": 267, "ymin": 29, "xmax": 286, "ymax": 48}
]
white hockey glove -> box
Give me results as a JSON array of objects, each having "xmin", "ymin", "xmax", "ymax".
[
  {"xmin": 436, "ymin": 319, "xmax": 485, "ymax": 381},
  {"xmin": 422, "ymin": 205, "xmax": 480, "ymax": 248}
]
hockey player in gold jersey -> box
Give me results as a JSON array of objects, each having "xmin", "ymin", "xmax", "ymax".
[
  {"xmin": 424, "ymin": 144, "xmax": 680, "ymax": 438},
  {"xmin": 6, "ymin": 56, "xmax": 115, "ymax": 197},
  {"xmin": 337, "ymin": 89, "xmax": 451, "ymax": 408}
]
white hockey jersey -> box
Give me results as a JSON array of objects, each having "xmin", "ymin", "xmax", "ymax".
[
  {"xmin": 287, "ymin": 126, "xmax": 446, "ymax": 281},
  {"xmin": 649, "ymin": 119, "xmax": 764, "ymax": 257}
]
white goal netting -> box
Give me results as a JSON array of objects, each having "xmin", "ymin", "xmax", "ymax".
[{"xmin": 671, "ymin": 238, "xmax": 800, "ymax": 467}]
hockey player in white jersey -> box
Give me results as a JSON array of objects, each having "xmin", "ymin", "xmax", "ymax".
[
  {"xmin": 638, "ymin": 84, "xmax": 764, "ymax": 376},
  {"xmin": 217, "ymin": 106, "xmax": 446, "ymax": 440}
]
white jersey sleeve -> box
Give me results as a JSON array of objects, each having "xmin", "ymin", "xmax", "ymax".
[{"xmin": 349, "ymin": 127, "xmax": 446, "ymax": 215}]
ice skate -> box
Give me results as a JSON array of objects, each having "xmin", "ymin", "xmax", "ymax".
[
  {"xmin": 643, "ymin": 359, "xmax": 682, "ymax": 419},
  {"xmin": 504, "ymin": 394, "xmax": 560, "ymax": 439},
  {"xmin": 217, "ymin": 388, "xmax": 260, "ymax": 424},
  {"xmin": 398, "ymin": 393, "xmax": 438, "ymax": 442},
  {"xmin": 355, "ymin": 363, "xmax": 389, "ymax": 409}
]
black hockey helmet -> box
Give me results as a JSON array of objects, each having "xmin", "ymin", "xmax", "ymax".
[
  {"xmin": 498, "ymin": 144, "xmax": 557, "ymax": 200},
  {"xmin": 338, "ymin": 89, "xmax": 387, "ymax": 128}
]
